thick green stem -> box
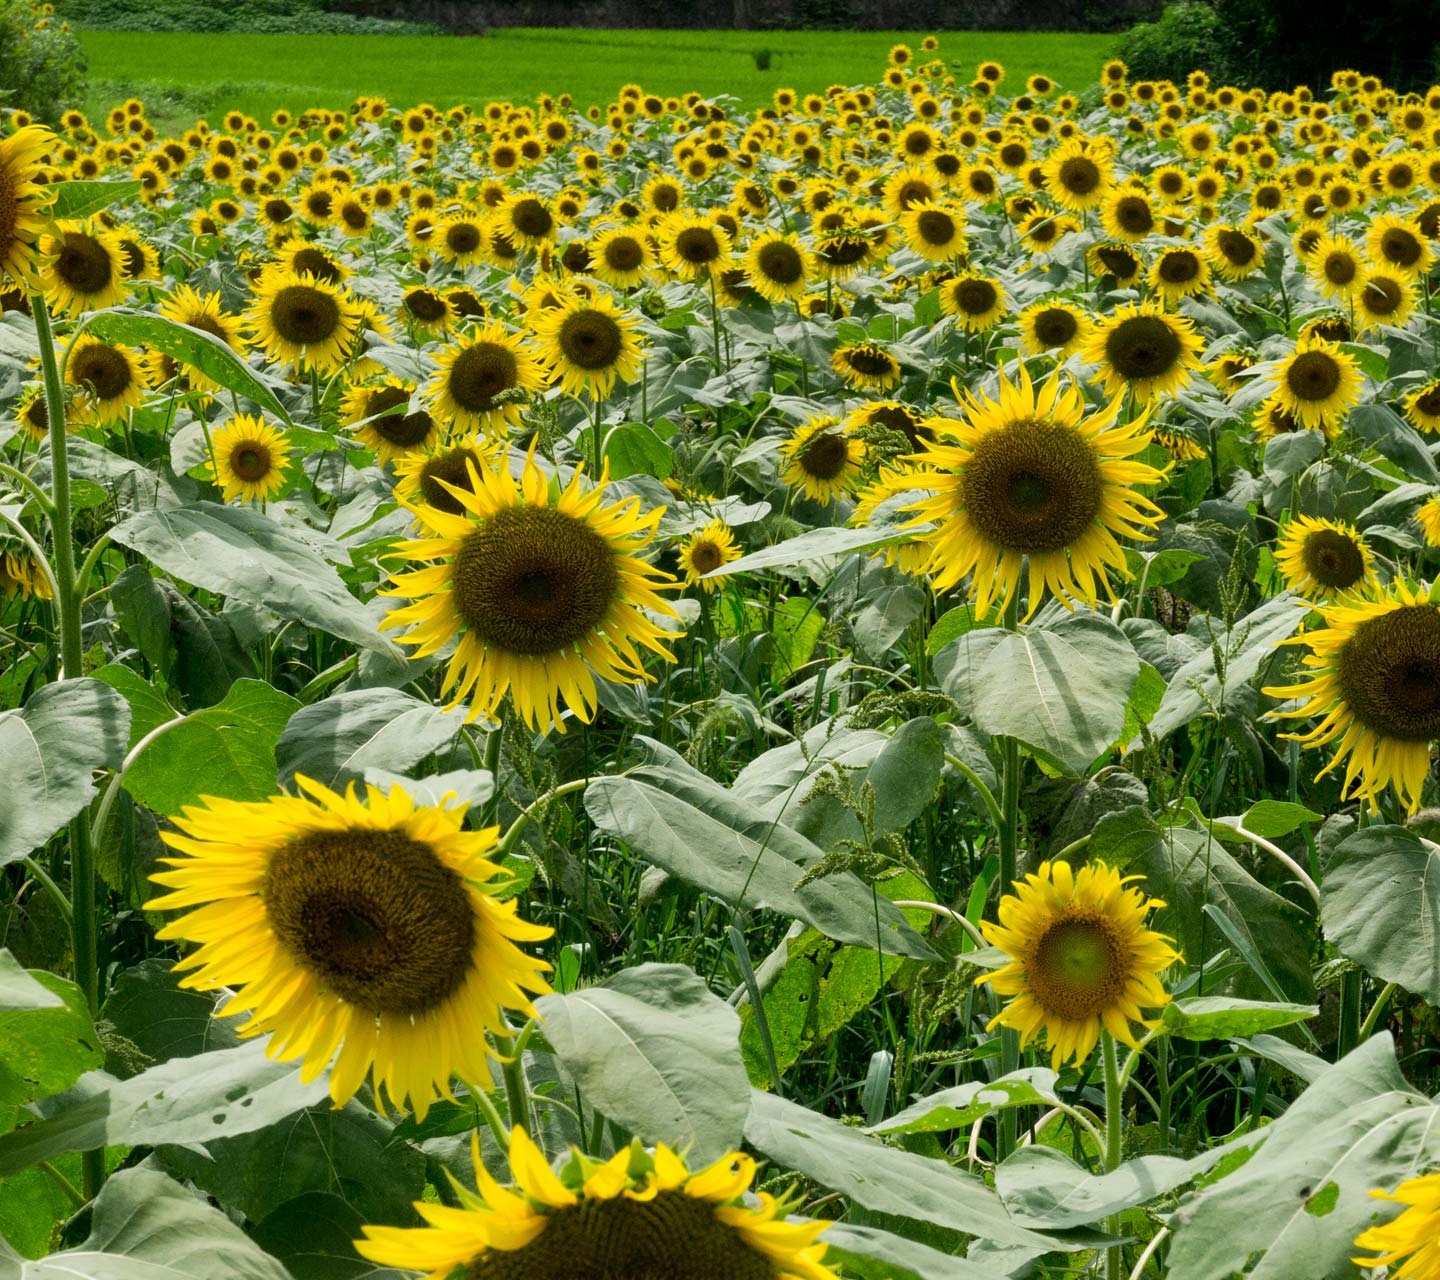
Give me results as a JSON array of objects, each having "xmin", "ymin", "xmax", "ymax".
[
  {"xmin": 1103, "ymin": 1032, "xmax": 1125, "ymax": 1280},
  {"xmin": 997, "ymin": 591, "xmax": 1022, "ymax": 1160}
]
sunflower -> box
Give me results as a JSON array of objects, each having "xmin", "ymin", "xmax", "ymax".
[
  {"xmin": 1100, "ymin": 189, "xmax": 1156, "ymax": 242},
  {"xmin": 1084, "ymin": 300, "xmax": 1204, "ymax": 404},
  {"xmin": 1270, "ymin": 336, "xmax": 1363, "ymax": 430},
  {"xmin": 1304, "ymin": 232, "xmax": 1363, "ymax": 299},
  {"xmin": 1203, "ymin": 224, "xmax": 1265, "ymax": 281},
  {"xmin": 343, "ymin": 378, "xmax": 440, "ymax": 463},
  {"xmin": 146, "ymin": 776, "xmax": 551, "ymax": 1119},
  {"xmin": 12, "ymin": 382, "xmax": 61, "ymax": 443},
  {"xmin": 678, "ymin": 519, "xmax": 741, "ymax": 591},
  {"xmin": 0, "ymin": 126, "xmax": 56, "ymax": 290},
  {"xmin": 1150, "ymin": 247, "xmax": 1212, "ymax": 306},
  {"xmin": 743, "ymin": 231, "xmax": 813, "ymax": 304},
  {"xmin": 939, "ymin": 271, "xmax": 1007, "ymax": 332},
  {"xmin": 1254, "ymin": 392, "xmax": 1335, "ymax": 443},
  {"xmin": 433, "ymin": 214, "xmax": 488, "ymax": 267},
  {"xmin": 1018, "ymin": 299, "xmax": 1094, "ymax": 358},
  {"xmin": 1042, "ymin": 137, "xmax": 1113, "ymax": 212},
  {"xmin": 1419, "ymin": 497, "xmax": 1440, "ymax": 547},
  {"xmin": 901, "ymin": 366, "xmax": 1166, "ymax": 618},
  {"xmin": 427, "ymin": 322, "xmax": 545, "ymax": 435},
  {"xmin": 402, "ymin": 287, "xmax": 456, "ymax": 338},
  {"xmin": 844, "ymin": 400, "xmax": 932, "ymax": 455},
  {"xmin": 391, "ymin": 440, "xmax": 502, "ymax": 517},
  {"xmin": 1017, "ymin": 210, "xmax": 1078, "ymax": 256},
  {"xmin": 158, "ymin": 285, "xmax": 248, "ymax": 391},
  {"xmin": 496, "ymin": 194, "xmax": 556, "ymax": 250},
  {"xmin": 1354, "ymin": 1171, "xmax": 1440, "ymax": 1278},
  {"xmin": 831, "ymin": 341, "xmax": 902, "ymax": 392},
  {"xmin": 0, "ymin": 546, "xmax": 53, "ymax": 601},
  {"xmin": 529, "ymin": 293, "xmax": 644, "ymax": 400},
  {"xmin": 974, "ymin": 859, "xmax": 1179, "ymax": 1069},
  {"xmin": 588, "ymin": 226, "xmax": 653, "ymax": 289},
  {"xmin": 898, "ymin": 199, "xmax": 966, "ymax": 262},
  {"xmin": 246, "ymin": 269, "xmax": 359, "ymax": 375},
  {"xmin": 355, "ymin": 1128, "xmax": 838, "ymax": 1280},
  {"xmin": 1275, "ymin": 515, "xmax": 1377, "ymax": 600},
  {"xmin": 1151, "ymin": 427, "xmax": 1207, "ymax": 461},
  {"xmin": 1405, "ymin": 378, "xmax": 1440, "ymax": 433},
  {"xmin": 1087, "ymin": 241, "xmax": 1143, "ymax": 285},
  {"xmin": 275, "ymin": 241, "xmax": 348, "ymax": 286},
  {"xmin": 1356, "ymin": 268, "xmax": 1416, "ymax": 330},
  {"xmin": 206, "ymin": 414, "xmax": 292, "ymax": 503},
  {"xmin": 64, "ymin": 335, "xmax": 145, "ymax": 426},
  {"xmin": 779, "ymin": 415, "xmax": 866, "ymax": 505},
  {"xmin": 382, "ymin": 450, "xmax": 680, "ymax": 730},
  {"xmin": 657, "ymin": 212, "xmax": 733, "ymax": 282},
  {"xmin": 1264, "ymin": 579, "xmax": 1440, "ymax": 812},
  {"xmin": 1366, "ymin": 212, "xmax": 1435, "ymax": 278},
  {"xmin": 43, "ymin": 219, "xmax": 127, "ymax": 317}
]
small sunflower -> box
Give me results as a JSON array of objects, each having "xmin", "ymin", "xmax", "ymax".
[
  {"xmin": 975, "ymin": 859, "xmax": 1180, "ymax": 1069},
  {"xmin": 1270, "ymin": 336, "xmax": 1363, "ymax": 431},
  {"xmin": 1042, "ymin": 137, "xmax": 1113, "ymax": 213},
  {"xmin": 1418, "ymin": 496, "xmax": 1440, "ymax": 547},
  {"xmin": 1356, "ymin": 269, "xmax": 1416, "ymax": 331},
  {"xmin": 206, "ymin": 413, "xmax": 292, "ymax": 503},
  {"xmin": 1275, "ymin": 515, "xmax": 1377, "ymax": 600},
  {"xmin": 529, "ymin": 293, "xmax": 644, "ymax": 400},
  {"xmin": 779, "ymin": 415, "xmax": 866, "ymax": 505},
  {"xmin": 343, "ymin": 378, "xmax": 440, "ymax": 463},
  {"xmin": 1304, "ymin": 232, "xmax": 1364, "ymax": 299},
  {"xmin": 678, "ymin": 519, "xmax": 740, "ymax": 591},
  {"xmin": 1265, "ymin": 579, "xmax": 1440, "ymax": 812},
  {"xmin": 1150, "ymin": 246, "xmax": 1212, "ymax": 306},
  {"xmin": 898, "ymin": 199, "xmax": 966, "ymax": 262},
  {"xmin": 64, "ymin": 336, "xmax": 145, "ymax": 426},
  {"xmin": 1151, "ymin": 427, "xmax": 1207, "ymax": 462},
  {"xmin": 1202, "ymin": 224, "xmax": 1265, "ymax": 281},
  {"xmin": 158, "ymin": 285, "xmax": 248, "ymax": 392},
  {"xmin": 901, "ymin": 366, "xmax": 1167, "ymax": 618},
  {"xmin": 1084, "ymin": 300, "xmax": 1204, "ymax": 404},
  {"xmin": 588, "ymin": 226, "xmax": 654, "ymax": 289},
  {"xmin": 1018, "ymin": 299, "xmax": 1095, "ymax": 358},
  {"xmin": 657, "ymin": 212, "xmax": 734, "ymax": 282},
  {"xmin": 0, "ymin": 126, "xmax": 56, "ymax": 290},
  {"xmin": 743, "ymin": 232, "xmax": 812, "ymax": 305},
  {"xmin": 427, "ymin": 323, "xmax": 545, "ymax": 435},
  {"xmin": 1354, "ymin": 1171, "xmax": 1440, "ymax": 1278},
  {"xmin": 433, "ymin": 214, "xmax": 488, "ymax": 267},
  {"xmin": 355, "ymin": 1128, "xmax": 839, "ymax": 1280},
  {"xmin": 1405, "ymin": 378, "xmax": 1440, "ymax": 433},
  {"xmin": 382, "ymin": 450, "xmax": 681, "ymax": 731},
  {"xmin": 43, "ymin": 219, "xmax": 127, "ymax": 317},
  {"xmin": 12, "ymin": 382, "xmax": 58, "ymax": 443},
  {"xmin": 402, "ymin": 286, "xmax": 456, "ymax": 338},
  {"xmin": 1100, "ymin": 188, "xmax": 1156, "ymax": 243},
  {"xmin": 1087, "ymin": 240, "xmax": 1143, "ymax": 285},
  {"xmin": 146, "ymin": 776, "xmax": 551, "ymax": 1119},
  {"xmin": 939, "ymin": 271, "xmax": 1007, "ymax": 332},
  {"xmin": 831, "ymin": 341, "xmax": 902, "ymax": 392},
  {"xmin": 246, "ymin": 269, "xmax": 359, "ymax": 375},
  {"xmin": 1366, "ymin": 213, "xmax": 1435, "ymax": 279}
]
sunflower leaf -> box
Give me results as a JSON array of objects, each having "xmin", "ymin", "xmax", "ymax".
[
  {"xmin": 50, "ymin": 179, "xmax": 144, "ymax": 221},
  {"xmin": 1160, "ymin": 996, "xmax": 1319, "ymax": 1041}
]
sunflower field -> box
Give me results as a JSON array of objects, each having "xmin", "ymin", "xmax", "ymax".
[{"xmin": 7, "ymin": 34, "xmax": 1440, "ymax": 1279}]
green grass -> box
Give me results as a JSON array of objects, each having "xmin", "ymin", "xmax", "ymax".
[{"xmin": 77, "ymin": 27, "xmax": 1112, "ymax": 130}]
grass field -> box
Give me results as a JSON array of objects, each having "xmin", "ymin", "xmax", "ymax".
[{"xmin": 77, "ymin": 27, "xmax": 1113, "ymax": 127}]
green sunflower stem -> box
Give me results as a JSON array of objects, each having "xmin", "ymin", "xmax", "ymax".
[
  {"xmin": 34, "ymin": 294, "xmax": 106, "ymax": 1203},
  {"xmin": 494, "ymin": 1018, "xmax": 532, "ymax": 1139},
  {"xmin": 1102, "ymin": 1032, "xmax": 1125, "ymax": 1280},
  {"xmin": 996, "ymin": 591, "xmax": 1022, "ymax": 1162}
]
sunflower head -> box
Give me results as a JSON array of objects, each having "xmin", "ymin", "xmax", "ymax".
[
  {"xmin": 207, "ymin": 413, "xmax": 292, "ymax": 504},
  {"xmin": 529, "ymin": 293, "xmax": 644, "ymax": 400},
  {"xmin": 343, "ymin": 378, "xmax": 438, "ymax": 463},
  {"xmin": 427, "ymin": 322, "xmax": 544, "ymax": 435},
  {"xmin": 1084, "ymin": 300, "xmax": 1203, "ymax": 404},
  {"xmin": 1275, "ymin": 515, "xmax": 1376, "ymax": 601},
  {"xmin": 939, "ymin": 271, "xmax": 1007, "ymax": 332},
  {"xmin": 246, "ymin": 268, "xmax": 359, "ymax": 375},
  {"xmin": 44, "ymin": 219, "xmax": 127, "ymax": 316},
  {"xmin": 831, "ymin": 341, "xmax": 901, "ymax": 392},
  {"xmin": 678, "ymin": 519, "xmax": 741, "ymax": 591},
  {"xmin": 0, "ymin": 126, "xmax": 56, "ymax": 291},
  {"xmin": 779, "ymin": 415, "xmax": 866, "ymax": 506},
  {"xmin": 1018, "ymin": 298, "xmax": 1094, "ymax": 358},
  {"xmin": 1353, "ymin": 1172, "xmax": 1440, "ymax": 1278},
  {"xmin": 64, "ymin": 335, "xmax": 145, "ymax": 426},
  {"xmin": 1271, "ymin": 335, "xmax": 1363, "ymax": 430}
]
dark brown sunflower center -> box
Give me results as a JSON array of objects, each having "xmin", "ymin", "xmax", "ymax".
[
  {"xmin": 1323, "ymin": 251, "xmax": 1357, "ymax": 286},
  {"xmin": 1112, "ymin": 196, "xmax": 1152, "ymax": 234},
  {"xmin": 1300, "ymin": 528, "xmax": 1366, "ymax": 590},
  {"xmin": 1105, "ymin": 315, "xmax": 1183, "ymax": 381},
  {"xmin": 952, "ymin": 278, "xmax": 997, "ymax": 315},
  {"xmin": 1364, "ymin": 275, "xmax": 1404, "ymax": 316},
  {"xmin": 71, "ymin": 344, "xmax": 132, "ymax": 400},
  {"xmin": 602, "ymin": 236, "xmax": 644, "ymax": 272},
  {"xmin": 0, "ymin": 165, "xmax": 17, "ymax": 255},
  {"xmin": 1000, "ymin": 143, "xmax": 1027, "ymax": 167},
  {"xmin": 1095, "ymin": 246, "xmax": 1137, "ymax": 277},
  {"xmin": 265, "ymin": 198, "xmax": 294, "ymax": 223},
  {"xmin": 1057, "ymin": 155, "xmax": 1102, "ymax": 195},
  {"xmin": 962, "ymin": 417, "xmax": 1104, "ymax": 553},
  {"xmin": 799, "ymin": 430, "xmax": 850, "ymax": 480},
  {"xmin": 118, "ymin": 239, "xmax": 147, "ymax": 278},
  {"xmin": 968, "ymin": 171, "xmax": 997, "ymax": 197},
  {"xmin": 55, "ymin": 230, "xmax": 114, "ymax": 296},
  {"xmin": 1158, "ymin": 250, "xmax": 1201, "ymax": 284},
  {"xmin": 1285, "ymin": 351, "xmax": 1341, "ymax": 401},
  {"xmin": 419, "ymin": 446, "xmax": 483, "ymax": 515},
  {"xmin": 341, "ymin": 202, "xmax": 369, "ymax": 230},
  {"xmin": 362, "ymin": 386, "xmax": 433, "ymax": 446},
  {"xmin": 1416, "ymin": 386, "xmax": 1440, "ymax": 417},
  {"xmin": 452, "ymin": 505, "xmax": 619, "ymax": 656},
  {"xmin": 406, "ymin": 288, "xmax": 450, "ymax": 322},
  {"xmin": 1389, "ymin": 164, "xmax": 1415, "ymax": 188},
  {"xmin": 231, "ymin": 442, "xmax": 272, "ymax": 481},
  {"xmin": 465, "ymin": 1189, "xmax": 777, "ymax": 1280},
  {"xmin": 818, "ymin": 237, "xmax": 867, "ymax": 268},
  {"xmin": 1026, "ymin": 915, "xmax": 1127, "ymax": 1021},
  {"xmin": 892, "ymin": 179, "xmax": 931, "ymax": 210},
  {"xmin": 180, "ymin": 311, "xmax": 230, "ymax": 344},
  {"xmin": 558, "ymin": 310, "xmax": 623, "ymax": 370},
  {"xmin": 649, "ymin": 184, "xmax": 680, "ymax": 212},
  {"xmin": 1337, "ymin": 605, "xmax": 1440, "ymax": 742},
  {"xmin": 1032, "ymin": 307, "xmax": 1078, "ymax": 347},
  {"xmin": 688, "ymin": 540, "xmax": 725, "ymax": 574},
  {"xmin": 270, "ymin": 285, "xmax": 342, "ymax": 345},
  {"xmin": 510, "ymin": 199, "xmax": 553, "ymax": 239},
  {"xmin": 1217, "ymin": 229, "xmax": 1257, "ymax": 265},
  {"xmin": 264, "ymin": 827, "xmax": 476, "ymax": 1015},
  {"xmin": 756, "ymin": 241, "xmax": 803, "ymax": 285},
  {"xmin": 446, "ymin": 222, "xmax": 482, "ymax": 256},
  {"xmin": 448, "ymin": 343, "xmax": 519, "ymax": 413},
  {"xmin": 867, "ymin": 405, "xmax": 927, "ymax": 447},
  {"xmin": 289, "ymin": 247, "xmax": 338, "ymax": 283},
  {"xmin": 916, "ymin": 209, "xmax": 957, "ymax": 244},
  {"xmin": 674, "ymin": 227, "xmax": 722, "ymax": 265},
  {"xmin": 842, "ymin": 346, "xmax": 895, "ymax": 376},
  {"xmin": 305, "ymin": 191, "xmax": 334, "ymax": 218}
]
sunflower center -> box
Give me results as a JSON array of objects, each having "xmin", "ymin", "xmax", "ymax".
[
  {"xmin": 464, "ymin": 1190, "xmax": 777, "ymax": 1280},
  {"xmin": 688, "ymin": 541, "xmax": 724, "ymax": 574},
  {"xmin": 452, "ymin": 505, "xmax": 619, "ymax": 656},
  {"xmin": 70, "ymin": 344, "xmax": 133, "ymax": 400},
  {"xmin": 341, "ymin": 202, "xmax": 368, "ymax": 230},
  {"xmin": 952, "ymin": 278, "xmax": 997, "ymax": 315},
  {"xmin": 1026, "ymin": 915, "xmax": 1127, "ymax": 1021},
  {"xmin": 1113, "ymin": 196, "xmax": 1152, "ymax": 234},
  {"xmin": 799, "ymin": 430, "xmax": 850, "ymax": 480},
  {"xmin": 674, "ymin": 227, "xmax": 721, "ymax": 265},
  {"xmin": 603, "ymin": 236, "xmax": 644, "ymax": 271},
  {"xmin": 55, "ymin": 231, "xmax": 114, "ymax": 296},
  {"xmin": 231, "ymin": 443, "xmax": 272, "ymax": 480},
  {"xmin": 1158, "ymin": 250, "xmax": 1201, "ymax": 284},
  {"xmin": 0, "ymin": 165, "xmax": 16, "ymax": 254},
  {"xmin": 182, "ymin": 311, "xmax": 230, "ymax": 344},
  {"xmin": 263, "ymin": 827, "xmax": 476, "ymax": 1015},
  {"xmin": 868, "ymin": 405, "xmax": 927, "ymax": 447},
  {"xmin": 404, "ymin": 290, "xmax": 446, "ymax": 323},
  {"xmin": 1057, "ymin": 155, "xmax": 1102, "ymax": 195},
  {"xmin": 916, "ymin": 209, "xmax": 957, "ymax": 245},
  {"xmin": 1216, "ymin": 229, "xmax": 1256, "ymax": 265},
  {"xmin": 1364, "ymin": 276, "xmax": 1404, "ymax": 316},
  {"xmin": 1285, "ymin": 351, "xmax": 1341, "ymax": 401},
  {"xmin": 271, "ymin": 285, "xmax": 341, "ymax": 345},
  {"xmin": 118, "ymin": 239, "xmax": 147, "ymax": 278},
  {"xmin": 843, "ymin": 347, "xmax": 894, "ymax": 376},
  {"xmin": 1105, "ymin": 315, "xmax": 1182, "ymax": 381},
  {"xmin": 265, "ymin": 198, "xmax": 294, "ymax": 223},
  {"xmin": 756, "ymin": 241, "xmax": 803, "ymax": 284},
  {"xmin": 1417, "ymin": 387, "xmax": 1440, "ymax": 417},
  {"xmin": 1337, "ymin": 606, "xmax": 1440, "ymax": 742},
  {"xmin": 962, "ymin": 417, "xmax": 1104, "ymax": 553},
  {"xmin": 1032, "ymin": 307, "xmax": 1078, "ymax": 347},
  {"xmin": 510, "ymin": 199, "xmax": 553, "ymax": 239},
  {"xmin": 419, "ymin": 446, "xmax": 483, "ymax": 515},
  {"xmin": 449, "ymin": 343, "xmax": 519, "ymax": 412},
  {"xmin": 366, "ymin": 387, "xmax": 434, "ymax": 446},
  {"xmin": 1095, "ymin": 246, "xmax": 1137, "ymax": 276},
  {"xmin": 1322, "ymin": 251, "xmax": 1357, "ymax": 286},
  {"xmin": 289, "ymin": 247, "xmax": 338, "ymax": 283},
  {"xmin": 1299, "ymin": 528, "xmax": 1365, "ymax": 590},
  {"xmin": 558, "ymin": 310, "xmax": 623, "ymax": 370}
]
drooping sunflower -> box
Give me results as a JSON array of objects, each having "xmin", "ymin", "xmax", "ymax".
[
  {"xmin": 587, "ymin": 225, "xmax": 653, "ymax": 289},
  {"xmin": 831, "ymin": 341, "xmax": 902, "ymax": 392},
  {"xmin": 343, "ymin": 378, "xmax": 440, "ymax": 463},
  {"xmin": 1405, "ymin": 378, "xmax": 1440, "ymax": 433},
  {"xmin": 529, "ymin": 293, "xmax": 644, "ymax": 400},
  {"xmin": 742, "ymin": 232, "xmax": 812, "ymax": 305},
  {"xmin": 1083, "ymin": 300, "xmax": 1204, "ymax": 404},
  {"xmin": 206, "ymin": 413, "xmax": 292, "ymax": 503},
  {"xmin": 1270, "ymin": 336, "xmax": 1363, "ymax": 431},
  {"xmin": 678, "ymin": 519, "xmax": 741, "ymax": 591},
  {"xmin": 1264, "ymin": 579, "xmax": 1440, "ymax": 812},
  {"xmin": 158, "ymin": 284, "xmax": 248, "ymax": 391},
  {"xmin": 382, "ymin": 450, "xmax": 681, "ymax": 731},
  {"xmin": 146, "ymin": 776, "xmax": 552, "ymax": 1119},
  {"xmin": 1018, "ymin": 298, "xmax": 1095, "ymax": 358},
  {"xmin": 427, "ymin": 323, "xmax": 545, "ymax": 435},
  {"xmin": 64, "ymin": 335, "xmax": 145, "ymax": 426},
  {"xmin": 1042, "ymin": 137, "xmax": 1113, "ymax": 212},
  {"xmin": 974, "ymin": 859, "xmax": 1180, "ymax": 1069},
  {"xmin": 0, "ymin": 126, "xmax": 56, "ymax": 290},
  {"xmin": 779, "ymin": 415, "xmax": 866, "ymax": 505},
  {"xmin": 355, "ymin": 1128, "xmax": 839, "ymax": 1280},
  {"xmin": 1150, "ymin": 246, "xmax": 1212, "ymax": 306},
  {"xmin": 901, "ymin": 366, "xmax": 1167, "ymax": 618},
  {"xmin": 898, "ymin": 199, "xmax": 966, "ymax": 262},
  {"xmin": 939, "ymin": 271, "xmax": 1008, "ymax": 332},
  {"xmin": 1354, "ymin": 1171, "xmax": 1440, "ymax": 1278},
  {"xmin": 0, "ymin": 545, "xmax": 53, "ymax": 601},
  {"xmin": 43, "ymin": 219, "xmax": 127, "ymax": 317},
  {"xmin": 1275, "ymin": 515, "xmax": 1377, "ymax": 600},
  {"xmin": 245, "ymin": 269, "xmax": 359, "ymax": 375}
]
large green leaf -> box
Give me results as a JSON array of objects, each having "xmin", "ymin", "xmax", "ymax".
[
  {"xmin": 937, "ymin": 614, "xmax": 1139, "ymax": 774},
  {"xmin": 0, "ymin": 679, "xmax": 130, "ymax": 864},
  {"xmin": 0, "ymin": 972, "xmax": 101, "ymax": 1112},
  {"xmin": 102, "ymin": 959, "xmax": 239, "ymax": 1062},
  {"xmin": 50, "ymin": 179, "xmax": 144, "ymax": 220},
  {"xmin": 1320, "ymin": 825, "xmax": 1440, "ymax": 1002},
  {"xmin": 1160, "ymin": 996, "xmax": 1318, "ymax": 1041},
  {"xmin": 705, "ymin": 525, "xmax": 900, "ymax": 578},
  {"xmin": 1166, "ymin": 1035, "xmax": 1440, "ymax": 1280},
  {"xmin": 275, "ymin": 688, "xmax": 463, "ymax": 790},
  {"xmin": 0, "ymin": 951, "xmax": 61, "ymax": 1014},
  {"xmin": 109, "ymin": 502, "xmax": 401, "ymax": 656},
  {"xmin": 867, "ymin": 1069, "xmax": 1061, "ymax": 1136},
  {"xmin": 251, "ymin": 1191, "xmax": 408, "ymax": 1280},
  {"xmin": 819, "ymin": 1221, "xmax": 995, "ymax": 1280},
  {"xmin": 123, "ymin": 678, "xmax": 299, "ymax": 815},
  {"xmin": 536, "ymin": 964, "xmax": 749, "ymax": 1165}
]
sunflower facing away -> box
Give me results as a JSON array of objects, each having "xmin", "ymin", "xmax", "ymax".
[
  {"xmin": 427, "ymin": 323, "xmax": 545, "ymax": 435},
  {"xmin": 356, "ymin": 1128, "xmax": 839, "ymax": 1280},
  {"xmin": 1264, "ymin": 579, "xmax": 1440, "ymax": 812},
  {"xmin": 147, "ymin": 776, "xmax": 551, "ymax": 1119},
  {"xmin": 1354, "ymin": 1171, "xmax": 1440, "ymax": 1279},
  {"xmin": 382, "ymin": 449, "xmax": 681, "ymax": 731},
  {"xmin": 0, "ymin": 126, "xmax": 56, "ymax": 291},
  {"xmin": 1275, "ymin": 515, "xmax": 1376, "ymax": 601},
  {"xmin": 975, "ymin": 859, "xmax": 1180, "ymax": 1068},
  {"xmin": 901, "ymin": 366, "xmax": 1167, "ymax": 618},
  {"xmin": 529, "ymin": 293, "xmax": 644, "ymax": 400},
  {"xmin": 678, "ymin": 519, "xmax": 741, "ymax": 590},
  {"xmin": 207, "ymin": 414, "xmax": 293, "ymax": 503},
  {"xmin": 1084, "ymin": 300, "xmax": 1204, "ymax": 404}
]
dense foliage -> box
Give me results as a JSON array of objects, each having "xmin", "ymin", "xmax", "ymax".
[{"xmin": 0, "ymin": 0, "xmax": 84, "ymax": 121}]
